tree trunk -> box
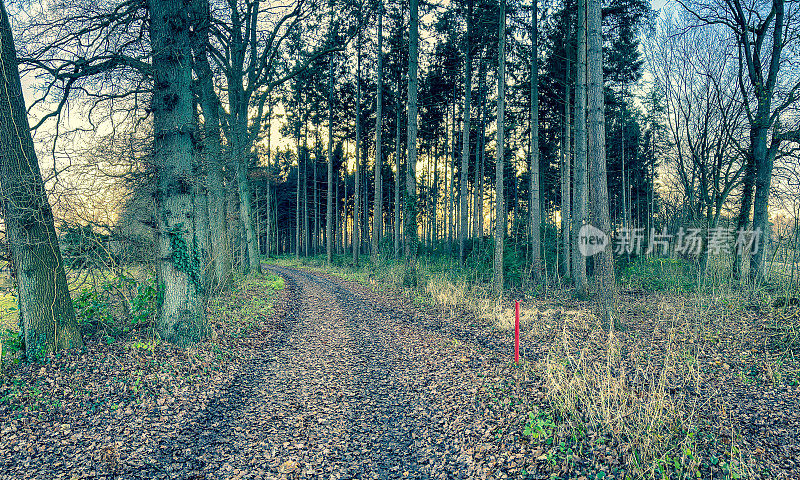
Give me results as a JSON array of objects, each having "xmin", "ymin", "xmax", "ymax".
[
  {"xmin": 561, "ymin": 48, "xmax": 571, "ymax": 278},
  {"xmin": 395, "ymin": 74, "xmax": 403, "ymax": 259},
  {"xmin": 353, "ymin": 29, "xmax": 362, "ymax": 266},
  {"xmin": 572, "ymin": 0, "xmax": 589, "ymax": 298},
  {"xmin": 734, "ymin": 153, "xmax": 754, "ymax": 281},
  {"xmin": 313, "ymin": 133, "xmax": 319, "ymax": 255},
  {"xmin": 190, "ymin": 0, "xmax": 230, "ymax": 290},
  {"xmin": 303, "ymin": 123, "xmax": 310, "ymax": 256},
  {"xmin": 0, "ymin": 1, "xmax": 83, "ymax": 360},
  {"xmin": 494, "ymin": 0, "xmax": 506, "ymax": 295},
  {"xmin": 404, "ymin": 0, "xmax": 420, "ymax": 279},
  {"xmin": 326, "ymin": 45, "xmax": 335, "ymax": 265},
  {"xmin": 372, "ymin": 9, "xmax": 384, "ymax": 263},
  {"xmin": 265, "ymin": 100, "xmax": 272, "ymax": 258},
  {"xmin": 587, "ymin": 0, "xmax": 617, "ymax": 324},
  {"xmin": 477, "ymin": 53, "xmax": 487, "ymax": 244},
  {"xmin": 460, "ymin": 0, "xmax": 474, "ymax": 263},
  {"xmin": 295, "ymin": 86, "xmax": 302, "ymax": 259},
  {"xmin": 530, "ymin": 0, "xmax": 542, "ymax": 280},
  {"xmin": 148, "ymin": 0, "xmax": 207, "ymax": 345}
]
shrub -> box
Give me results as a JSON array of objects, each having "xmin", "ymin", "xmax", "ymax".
[{"xmin": 620, "ymin": 256, "xmax": 696, "ymax": 292}]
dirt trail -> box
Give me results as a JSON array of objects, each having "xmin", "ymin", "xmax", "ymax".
[{"xmin": 162, "ymin": 266, "xmax": 500, "ymax": 479}]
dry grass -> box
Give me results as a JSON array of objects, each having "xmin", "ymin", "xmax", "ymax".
[{"xmin": 268, "ymin": 254, "xmax": 798, "ymax": 478}]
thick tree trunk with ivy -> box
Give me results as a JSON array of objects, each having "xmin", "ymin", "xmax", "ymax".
[
  {"xmin": 150, "ymin": 0, "xmax": 207, "ymax": 345},
  {"xmin": 404, "ymin": 0, "xmax": 420, "ymax": 280},
  {"xmin": 494, "ymin": 0, "xmax": 506, "ymax": 295},
  {"xmin": 0, "ymin": 0, "xmax": 83, "ymax": 360}
]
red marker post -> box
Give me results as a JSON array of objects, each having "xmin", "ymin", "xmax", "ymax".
[{"xmin": 514, "ymin": 300, "xmax": 520, "ymax": 364}]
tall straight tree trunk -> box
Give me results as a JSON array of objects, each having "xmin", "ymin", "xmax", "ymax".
[
  {"xmin": 326, "ymin": 46, "xmax": 335, "ymax": 264},
  {"xmin": 303, "ymin": 123, "xmax": 310, "ymax": 256},
  {"xmin": 191, "ymin": 98, "xmax": 211, "ymax": 291},
  {"xmin": 313, "ymin": 133, "xmax": 319, "ymax": 255},
  {"xmin": 587, "ymin": 0, "xmax": 617, "ymax": 323},
  {"xmin": 459, "ymin": 0, "xmax": 474, "ymax": 263},
  {"xmin": 734, "ymin": 156, "xmax": 755, "ymax": 280},
  {"xmin": 372, "ymin": 9, "xmax": 384, "ymax": 262},
  {"xmin": 395, "ymin": 77, "xmax": 403, "ymax": 259},
  {"xmin": 336, "ymin": 165, "xmax": 342, "ymax": 255},
  {"xmin": 494, "ymin": 0, "xmax": 506, "ymax": 295},
  {"xmin": 529, "ymin": 0, "xmax": 541, "ymax": 280},
  {"xmin": 354, "ymin": 29, "xmax": 362, "ymax": 267},
  {"xmin": 0, "ymin": 1, "xmax": 82, "ymax": 359},
  {"xmin": 235, "ymin": 133, "xmax": 259, "ymax": 273},
  {"xmin": 561, "ymin": 50, "xmax": 571, "ymax": 278},
  {"xmin": 190, "ymin": 0, "xmax": 230, "ymax": 289},
  {"xmin": 572, "ymin": 0, "xmax": 589, "ymax": 298},
  {"xmin": 404, "ymin": 0, "xmax": 420, "ymax": 277},
  {"xmin": 344, "ymin": 161, "xmax": 349, "ymax": 252},
  {"xmin": 264, "ymin": 100, "xmax": 273, "ymax": 258},
  {"xmin": 448, "ymin": 93, "xmax": 455, "ymax": 250},
  {"xmin": 149, "ymin": 0, "xmax": 207, "ymax": 345},
  {"xmin": 476, "ymin": 53, "xmax": 487, "ymax": 243},
  {"xmin": 362, "ymin": 142, "xmax": 368, "ymax": 255},
  {"xmin": 295, "ymin": 88, "xmax": 302, "ymax": 259}
]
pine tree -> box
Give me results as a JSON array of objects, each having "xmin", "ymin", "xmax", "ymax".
[{"xmin": 494, "ymin": 0, "xmax": 506, "ymax": 295}]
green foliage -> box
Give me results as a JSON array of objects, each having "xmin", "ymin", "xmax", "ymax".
[
  {"xmin": 1, "ymin": 328, "xmax": 24, "ymax": 360},
  {"xmin": 523, "ymin": 410, "xmax": 557, "ymax": 441},
  {"xmin": 73, "ymin": 274, "xmax": 160, "ymax": 341},
  {"xmin": 74, "ymin": 287, "xmax": 114, "ymax": 329},
  {"xmin": 619, "ymin": 256, "xmax": 696, "ymax": 292},
  {"xmin": 165, "ymin": 224, "xmax": 204, "ymax": 294},
  {"xmin": 130, "ymin": 277, "xmax": 160, "ymax": 326}
]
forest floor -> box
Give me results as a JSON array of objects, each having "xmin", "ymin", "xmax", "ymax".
[{"xmin": 0, "ymin": 264, "xmax": 798, "ymax": 479}]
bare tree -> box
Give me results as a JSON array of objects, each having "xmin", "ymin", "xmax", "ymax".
[
  {"xmin": 679, "ymin": 0, "xmax": 800, "ymax": 282},
  {"xmin": 0, "ymin": 0, "xmax": 83, "ymax": 360},
  {"xmin": 645, "ymin": 13, "xmax": 746, "ymax": 241}
]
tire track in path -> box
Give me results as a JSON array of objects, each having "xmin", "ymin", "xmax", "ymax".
[{"xmin": 199, "ymin": 265, "xmax": 490, "ymax": 479}]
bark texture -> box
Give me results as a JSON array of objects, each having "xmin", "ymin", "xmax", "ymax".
[
  {"xmin": 0, "ymin": 0, "xmax": 83, "ymax": 359},
  {"xmin": 459, "ymin": 0, "xmax": 473, "ymax": 263},
  {"xmin": 572, "ymin": 0, "xmax": 589, "ymax": 298},
  {"xmin": 150, "ymin": 0, "xmax": 207, "ymax": 345},
  {"xmin": 529, "ymin": 0, "xmax": 541, "ymax": 280},
  {"xmin": 404, "ymin": 0, "xmax": 420, "ymax": 279},
  {"xmin": 587, "ymin": 0, "xmax": 617, "ymax": 324},
  {"xmin": 372, "ymin": 11, "xmax": 384, "ymax": 263},
  {"xmin": 494, "ymin": 0, "xmax": 506, "ymax": 295}
]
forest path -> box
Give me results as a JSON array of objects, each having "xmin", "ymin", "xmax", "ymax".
[{"xmin": 180, "ymin": 265, "xmax": 501, "ymax": 479}]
